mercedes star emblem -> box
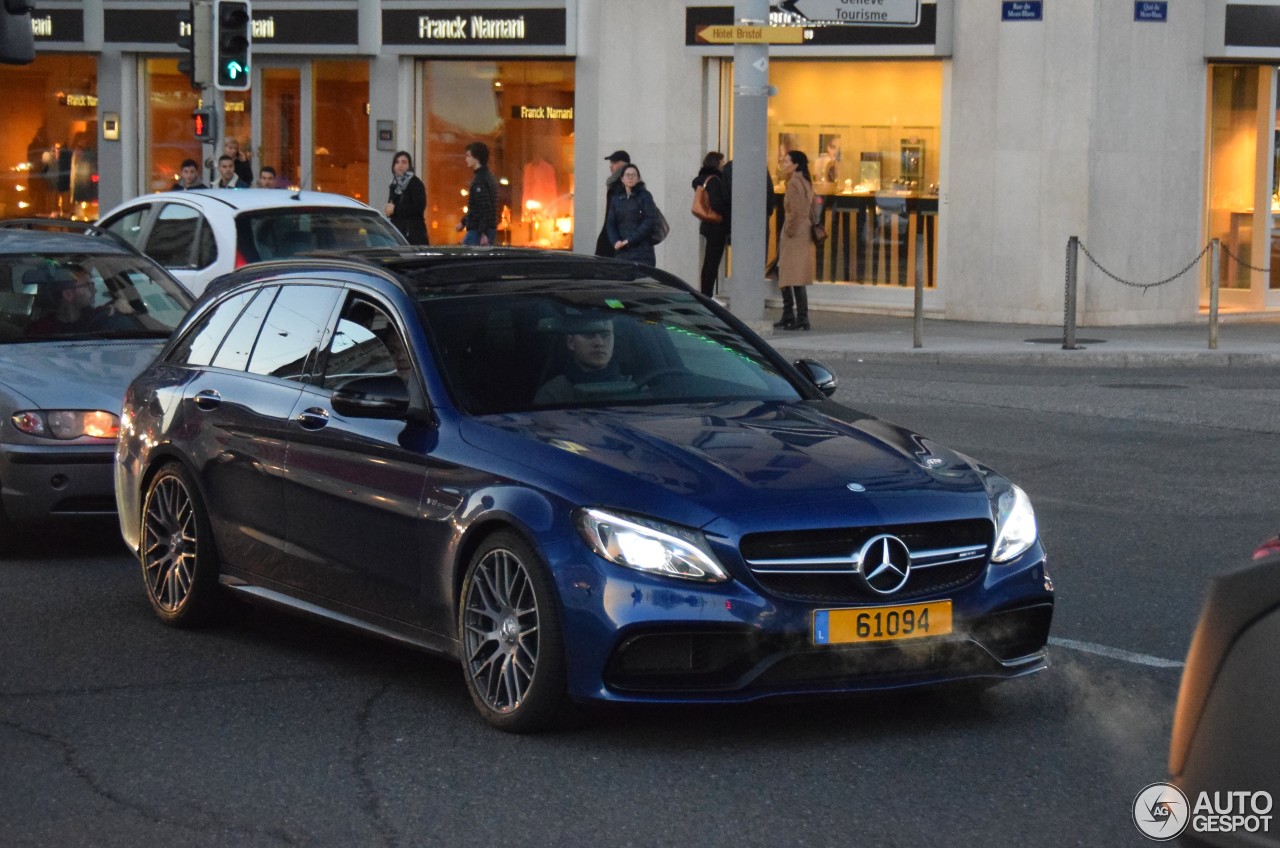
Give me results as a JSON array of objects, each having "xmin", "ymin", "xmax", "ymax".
[{"xmin": 857, "ymin": 534, "xmax": 912, "ymax": 594}]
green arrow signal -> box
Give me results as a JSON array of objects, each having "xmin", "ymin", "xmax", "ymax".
[{"xmin": 224, "ymin": 61, "xmax": 245, "ymax": 79}]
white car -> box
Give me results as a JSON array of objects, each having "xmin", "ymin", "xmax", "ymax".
[{"xmin": 96, "ymin": 189, "xmax": 408, "ymax": 295}]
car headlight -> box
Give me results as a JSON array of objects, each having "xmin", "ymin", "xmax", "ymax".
[
  {"xmin": 575, "ymin": 507, "xmax": 729, "ymax": 583},
  {"xmin": 991, "ymin": 483, "xmax": 1037, "ymax": 563},
  {"xmin": 11, "ymin": 410, "xmax": 120, "ymax": 440}
]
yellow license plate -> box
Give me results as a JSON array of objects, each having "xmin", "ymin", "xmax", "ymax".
[{"xmin": 812, "ymin": 601, "xmax": 953, "ymax": 645}]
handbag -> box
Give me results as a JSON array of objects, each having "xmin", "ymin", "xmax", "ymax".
[
  {"xmin": 692, "ymin": 177, "xmax": 723, "ymax": 224},
  {"xmin": 650, "ymin": 205, "xmax": 670, "ymax": 245},
  {"xmin": 810, "ymin": 194, "xmax": 827, "ymax": 245}
]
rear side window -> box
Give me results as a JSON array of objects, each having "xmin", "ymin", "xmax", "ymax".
[
  {"xmin": 211, "ymin": 287, "xmax": 277, "ymax": 371},
  {"xmin": 246, "ymin": 284, "xmax": 343, "ymax": 381},
  {"xmin": 237, "ymin": 209, "xmax": 405, "ymax": 262},
  {"xmin": 145, "ymin": 204, "xmax": 203, "ymax": 267},
  {"xmin": 169, "ymin": 289, "xmax": 257, "ymax": 366}
]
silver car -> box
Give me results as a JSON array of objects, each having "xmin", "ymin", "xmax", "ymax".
[{"xmin": 0, "ymin": 225, "xmax": 192, "ymax": 537}]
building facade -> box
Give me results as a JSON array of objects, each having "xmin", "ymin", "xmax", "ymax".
[{"xmin": 4, "ymin": 0, "xmax": 1280, "ymax": 324}]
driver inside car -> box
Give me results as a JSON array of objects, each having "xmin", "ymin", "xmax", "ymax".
[{"xmin": 533, "ymin": 313, "xmax": 629, "ymax": 405}]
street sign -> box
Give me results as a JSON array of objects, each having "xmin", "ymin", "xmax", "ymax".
[
  {"xmin": 780, "ymin": 0, "xmax": 920, "ymax": 26},
  {"xmin": 695, "ymin": 24, "xmax": 805, "ymax": 44}
]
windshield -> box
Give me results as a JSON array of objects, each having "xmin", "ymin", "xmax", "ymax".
[
  {"xmin": 0, "ymin": 253, "xmax": 193, "ymax": 342},
  {"xmin": 237, "ymin": 209, "xmax": 406, "ymax": 261},
  {"xmin": 421, "ymin": 285, "xmax": 803, "ymax": 415}
]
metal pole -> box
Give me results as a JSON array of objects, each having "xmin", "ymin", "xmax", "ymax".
[
  {"xmin": 913, "ymin": 217, "xmax": 924, "ymax": 348},
  {"xmin": 727, "ymin": 0, "xmax": 770, "ymax": 333},
  {"xmin": 1209, "ymin": 238, "xmax": 1220, "ymax": 350},
  {"xmin": 1063, "ymin": 236, "xmax": 1079, "ymax": 350}
]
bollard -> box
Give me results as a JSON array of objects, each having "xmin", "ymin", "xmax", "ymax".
[
  {"xmin": 913, "ymin": 223, "xmax": 925, "ymax": 348},
  {"xmin": 1209, "ymin": 238, "xmax": 1220, "ymax": 350},
  {"xmin": 1063, "ymin": 236, "xmax": 1079, "ymax": 350}
]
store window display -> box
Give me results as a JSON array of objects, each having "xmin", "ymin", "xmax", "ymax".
[
  {"xmin": 0, "ymin": 55, "xmax": 99, "ymax": 221},
  {"xmin": 422, "ymin": 60, "xmax": 574, "ymax": 248}
]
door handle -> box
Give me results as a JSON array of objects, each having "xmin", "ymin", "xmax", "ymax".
[
  {"xmin": 296, "ymin": 407, "xmax": 330, "ymax": 430},
  {"xmin": 193, "ymin": 389, "xmax": 221, "ymax": 410}
]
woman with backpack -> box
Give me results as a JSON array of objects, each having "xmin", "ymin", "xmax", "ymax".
[{"xmin": 692, "ymin": 151, "xmax": 730, "ymax": 297}]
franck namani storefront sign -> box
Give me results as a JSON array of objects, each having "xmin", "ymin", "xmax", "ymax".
[
  {"xmin": 104, "ymin": 7, "xmax": 358, "ymax": 46},
  {"xmin": 383, "ymin": 8, "xmax": 567, "ymax": 46},
  {"xmin": 29, "ymin": 7, "xmax": 84, "ymax": 44}
]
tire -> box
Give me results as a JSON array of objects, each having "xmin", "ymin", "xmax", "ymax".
[
  {"xmin": 139, "ymin": 463, "xmax": 222, "ymax": 627},
  {"xmin": 458, "ymin": 530, "xmax": 569, "ymax": 733}
]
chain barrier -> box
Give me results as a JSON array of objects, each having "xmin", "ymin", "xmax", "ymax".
[
  {"xmin": 1219, "ymin": 243, "xmax": 1271, "ymax": 274},
  {"xmin": 1077, "ymin": 239, "xmax": 1213, "ymax": 292}
]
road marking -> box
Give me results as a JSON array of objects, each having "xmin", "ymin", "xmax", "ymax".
[{"xmin": 1049, "ymin": 636, "xmax": 1185, "ymax": 669}]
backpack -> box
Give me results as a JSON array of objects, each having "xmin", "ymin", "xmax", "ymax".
[{"xmin": 692, "ymin": 176, "xmax": 723, "ymax": 224}]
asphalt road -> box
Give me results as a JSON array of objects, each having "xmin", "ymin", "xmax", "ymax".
[{"xmin": 2, "ymin": 363, "xmax": 1275, "ymax": 847}]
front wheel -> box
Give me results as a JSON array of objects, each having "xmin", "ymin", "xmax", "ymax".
[
  {"xmin": 140, "ymin": 463, "xmax": 222, "ymax": 627},
  {"xmin": 459, "ymin": 530, "xmax": 569, "ymax": 733}
]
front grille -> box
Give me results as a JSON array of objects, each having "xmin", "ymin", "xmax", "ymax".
[{"xmin": 740, "ymin": 519, "xmax": 992, "ymax": 603}]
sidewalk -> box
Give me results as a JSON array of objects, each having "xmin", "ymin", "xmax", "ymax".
[{"xmin": 762, "ymin": 310, "xmax": 1280, "ymax": 367}]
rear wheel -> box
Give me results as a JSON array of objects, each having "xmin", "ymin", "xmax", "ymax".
[
  {"xmin": 459, "ymin": 530, "xmax": 569, "ymax": 733},
  {"xmin": 140, "ymin": 463, "xmax": 222, "ymax": 627}
]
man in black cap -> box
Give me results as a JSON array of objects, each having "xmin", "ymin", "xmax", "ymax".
[
  {"xmin": 534, "ymin": 312, "xmax": 625, "ymax": 404},
  {"xmin": 594, "ymin": 150, "xmax": 630, "ymax": 257}
]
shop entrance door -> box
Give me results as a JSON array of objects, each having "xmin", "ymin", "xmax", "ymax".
[{"xmin": 255, "ymin": 64, "xmax": 306, "ymax": 190}]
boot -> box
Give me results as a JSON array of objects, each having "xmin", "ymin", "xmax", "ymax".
[
  {"xmin": 786, "ymin": 287, "xmax": 810, "ymax": 331},
  {"xmin": 774, "ymin": 287, "xmax": 795, "ymax": 329}
]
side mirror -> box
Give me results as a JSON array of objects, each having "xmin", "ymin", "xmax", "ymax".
[
  {"xmin": 794, "ymin": 358, "xmax": 838, "ymax": 397},
  {"xmin": 331, "ymin": 375, "xmax": 411, "ymax": 419}
]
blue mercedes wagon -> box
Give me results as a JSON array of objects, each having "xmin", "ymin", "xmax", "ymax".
[{"xmin": 115, "ymin": 247, "xmax": 1053, "ymax": 732}]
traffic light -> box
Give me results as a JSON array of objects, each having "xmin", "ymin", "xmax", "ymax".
[
  {"xmin": 213, "ymin": 0, "xmax": 251, "ymax": 91},
  {"xmin": 1, "ymin": 0, "xmax": 36, "ymax": 66},
  {"xmin": 176, "ymin": 1, "xmax": 212, "ymax": 89},
  {"xmin": 193, "ymin": 107, "xmax": 216, "ymax": 141}
]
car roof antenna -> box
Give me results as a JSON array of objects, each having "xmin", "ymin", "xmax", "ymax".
[{"xmin": 291, "ymin": 170, "xmax": 310, "ymax": 202}]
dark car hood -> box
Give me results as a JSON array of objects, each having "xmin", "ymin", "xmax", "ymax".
[
  {"xmin": 460, "ymin": 400, "xmax": 992, "ymax": 529},
  {"xmin": 0, "ymin": 341, "xmax": 164, "ymax": 411}
]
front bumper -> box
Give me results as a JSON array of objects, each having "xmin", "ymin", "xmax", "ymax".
[
  {"xmin": 552, "ymin": 541, "xmax": 1054, "ymax": 704},
  {"xmin": 1, "ymin": 442, "xmax": 118, "ymax": 524}
]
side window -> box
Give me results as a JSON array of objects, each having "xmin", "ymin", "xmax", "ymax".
[
  {"xmin": 211, "ymin": 287, "xmax": 277, "ymax": 371},
  {"xmin": 101, "ymin": 206, "xmax": 150, "ymax": 250},
  {"xmin": 320, "ymin": 296, "xmax": 412, "ymax": 391},
  {"xmin": 144, "ymin": 203, "xmax": 202, "ymax": 267},
  {"xmin": 246, "ymin": 284, "xmax": 343, "ymax": 381},
  {"xmin": 196, "ymin": 220, "xmax": 217, "ymax": 269},
  {"xmin": 169, "ymin": 290, "xmax": 257, "ymax": 366}
]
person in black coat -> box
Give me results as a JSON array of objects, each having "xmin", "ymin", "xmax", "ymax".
[
  {"xmin": 605, "ymin": 163, "xmax": 660, "ymax": 267},
  {"xmin": 384, "ymin": 150, "xmax": 428, "ymax": 244},
  {"xmin": 692, "ymin": 151, "xmax": 730, "ymax": 297},
  {"xmin": 594, "ymin": 150, "xmax": 630, "ymax": 257}
]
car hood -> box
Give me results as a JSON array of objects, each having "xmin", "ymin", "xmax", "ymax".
[
  {"xmin": 460, "ymin": 400, "xmax": 993, "ymax": 529},
  {"xmin": 0, "ymin": 341, "xmax": 163, "ymax": 411}
]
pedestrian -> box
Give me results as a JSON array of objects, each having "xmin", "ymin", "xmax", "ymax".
[
  {"xmin": 171, "ymin": 158, "xmax": 207, "ymax": 191},
  {"xmin": 256, "ymin": 166, "xmax": 279, "ymax": 188},
  {"xmin": 215, "ymin": 155, "xmax": 249, "ymax": 188},
  {"xmin": 456, "ymin": 141, "xmax": 499, "ymax": 246},
  {"xmin": 223, "ymin": 137, "xmax": 254, "ymax": 186},
  {"xmin": 594, "ymin": 150, "xmax": 630, "ymax": 257},
  {"xmin": 775, "ymin": 150, "xmax": 815, "ymax": 331},
  {"xmin": 691, "ymin": 151, "xmax": 730, "ymax": 297},
  {"xmin": 384, "ymin": 150, "xmax": 428, "ymax": 244},
  {"xmin": 605, "ymin": 163, "xmax": 660, "ymax": 268}
]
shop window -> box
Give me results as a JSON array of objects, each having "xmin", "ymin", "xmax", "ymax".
[
  {"xmin": 420, "ymin": 60, "xmax": 575, "ymax": 248},
  {"xmin": 0, "ymin": 55, "xmax": 99, "ymax": 221},
  {"xmin": 144, "ymin": 59, "xmax": 203, "ymax": 194},
  {"xmin": 1206, "ymin": 65, "xmax": 1260, "ymax": 292},
  {"xmin": 765, "ymin": 60, "xmax": 942, "ymax": 289},
  {"xmin": 314, "ymin": 61, "xmax": 370, "ymax": 201}
]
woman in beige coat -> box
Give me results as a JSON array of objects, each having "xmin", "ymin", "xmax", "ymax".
[{"xmin": 775, "ymin": 150, "xmax": 815, "ymax": 330}]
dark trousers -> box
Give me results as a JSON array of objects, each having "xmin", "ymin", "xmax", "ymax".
[
  {"xmin": 780, "ymin": 285, "xmax": 809, "ymax": 321},
  {"xmin": 700, "ymin": 229, "xmax": 728, "ymax": 297}
]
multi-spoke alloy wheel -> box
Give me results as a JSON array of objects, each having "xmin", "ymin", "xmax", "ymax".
[
  {"xmin": 141, "ymin": 464, "xmax": 220, "ymax": 626},
  {"xmin": 459, "ymin": 531, "xmax": 567, "ymax": 732}
]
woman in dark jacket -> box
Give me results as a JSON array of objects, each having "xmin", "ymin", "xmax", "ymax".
[
  {"xmin": 384, "ymin": 150, "xmax": 428, "ymax": 244},
  {"xmin": 692, "ymin": 151, "xmax": 730, "ymax": 297},
  {"xmin": 605, "ymin": 163, "xmax": 659, "ymax": 267}
]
